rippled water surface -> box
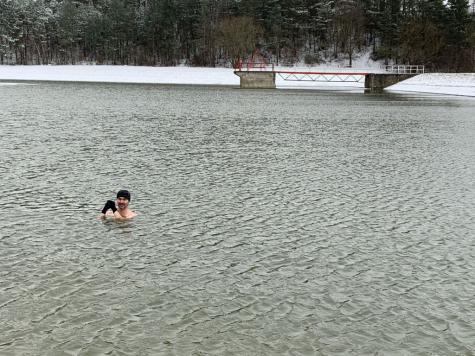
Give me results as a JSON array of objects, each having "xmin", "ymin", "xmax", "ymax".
[{"xmin": 1, "ymin": 82, "xmax": 474, "ymax": 355}]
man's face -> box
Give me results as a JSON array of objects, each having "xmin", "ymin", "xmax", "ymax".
[{"xmin": 116, "ymin": 197, "xmax": 129, "ymax": 210}]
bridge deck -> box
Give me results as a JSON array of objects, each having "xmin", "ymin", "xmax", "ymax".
[
  {"xmin": 234, "ymin": 64, "xmax": 423, "ymax": 89},
  {"xmin": 274, "ymin": 71, "xmax": 369, "ymax": 83},
  {"xmin": 275, "ymin": 71, "xmax": 370, "ymax": 75}
]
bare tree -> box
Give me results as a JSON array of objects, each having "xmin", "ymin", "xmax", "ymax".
[
  {"xmin": 216, "ymin": 16, "xmax": 262, "ymax": 68},
  {"xmin": 333, "ymin": 0, "xmax": 365, "ymax": 67},
  {"xmin": 400, "ymin": 19, "xmax": 445, "ymax": 69}
]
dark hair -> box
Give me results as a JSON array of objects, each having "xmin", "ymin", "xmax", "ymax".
[{"xmin": 116, "ymin": 190, "xmax": 131, "ymax": 201}]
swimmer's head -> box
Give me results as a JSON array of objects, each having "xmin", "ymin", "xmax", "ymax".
[{"xmin": 116, "ymin": 190, "xmax": 131, "ymax": 202}]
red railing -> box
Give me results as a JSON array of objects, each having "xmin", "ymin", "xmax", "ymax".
[
  {"xmin": 235, "ymin": 61, "xmax": 275, "ymax": 72},
  {"xmin": 275, "ymin": 71, "xmax": 368, "ymax": 83}
]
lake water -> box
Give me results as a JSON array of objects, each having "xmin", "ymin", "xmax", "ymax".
[{"xmin": 1, "ymin": 82, "xmax": 474, "ymax": 355}]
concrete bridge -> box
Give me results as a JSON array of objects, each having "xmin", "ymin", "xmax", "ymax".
[{"xmin": 234, "ymin": 65, "xmax": 424, "ymax": 92}]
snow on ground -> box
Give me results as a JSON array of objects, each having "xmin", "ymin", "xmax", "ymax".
[
  {"xmin": 0, "ymin": 64, "xmax": 474, "ymax": 97},
  {"xmin": 386, "ymin": 73, "xmax": 475, "ymax": 97},
  {"xmin": 0, "ymin": 65, "xmax": 239, "ymax": 86}
]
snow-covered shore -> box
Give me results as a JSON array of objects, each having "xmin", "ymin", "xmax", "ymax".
[
  {"xmin": 386, "ymin": 73, "xmax": 475, "ymax": 97},
  {"xmin": 0, "ymin": 65, "xmax": 240, "ymax": 86},
  {"xmin": 0, "ymin": 65, "xmax": 474, "ymax": 97}
]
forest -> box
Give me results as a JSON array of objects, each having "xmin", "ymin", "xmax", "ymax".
[{"xmin": 0, "ymin": 0, "xmax": 474, "ymax": 71}]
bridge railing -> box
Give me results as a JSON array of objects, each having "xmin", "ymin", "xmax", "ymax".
[
  {"xmin": 385, "ymin": 65, "xmax": 425, "ymax": 74},
  {"xmin": 235, "ymin": 62, "xmax": 275, "ymax": 72}
]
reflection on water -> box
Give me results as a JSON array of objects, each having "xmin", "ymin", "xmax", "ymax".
[{"xmin": 0, "ymin": 83, "xmax": 474, "ymax": 355}]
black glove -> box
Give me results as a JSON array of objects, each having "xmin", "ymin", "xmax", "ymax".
[{"xmin": 101, "ymin": 200, "xmax": 117, "ymax": 214}]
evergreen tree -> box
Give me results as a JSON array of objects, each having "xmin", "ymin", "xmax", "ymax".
[
  {"xmin": 0, "ymin": 0, "xmax": 18, "ymax": 63},
  {"xmin": 446, "ymin": 0, "xmax": 470, "ymax": 46}
]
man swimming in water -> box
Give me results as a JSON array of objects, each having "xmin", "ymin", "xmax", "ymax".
[{"xmin": 100, "ymin": 190, "xmax": 137, "ymax": 219}]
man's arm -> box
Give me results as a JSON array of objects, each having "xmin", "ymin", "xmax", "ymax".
[{"xmin": 99, "ymin": 200, "xmax": 117, "ymax": 218}]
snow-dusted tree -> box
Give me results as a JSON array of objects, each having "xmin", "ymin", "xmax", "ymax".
[
  {"xmin": 308, "ymin": 0, "xmax": 334, "ymax": 56},
  {"xmin": 446, "ymin": 0, "xmax": 471, "ymax": 45},
  {"xmin": 0, "ymin": 0, "xmax": 17, "ymax": 63},
  {"xmin": 7, "ymin": 0, "xmax": 56, "ymax": 64},
  {"xmin": 333, "ymin": 0, "xmax": 365, "ymax": 66}
]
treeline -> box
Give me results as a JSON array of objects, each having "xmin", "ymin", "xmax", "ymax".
[{"xmin": 0, "ymin": 0, "xmax": 474, "ymax": 71}]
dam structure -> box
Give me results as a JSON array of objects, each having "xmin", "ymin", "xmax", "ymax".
[{"xmin": 234, "ymin": 64, "xmax": 425, "ymax": 91}]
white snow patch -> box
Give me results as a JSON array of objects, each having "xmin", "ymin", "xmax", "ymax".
[
  {"xmin": 0, "ymin": 82, "xmax": 35, "ymax": 86},
  {"xmin": 386, "ymin": 73, "xmax": 475, "ymax": 97},
  {"xmin": 0, "ymin": 65, "xmax": 239, "ymax": 86}
]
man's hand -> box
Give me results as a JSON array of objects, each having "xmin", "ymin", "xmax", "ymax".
[{"xmin": 101, "ymin": 200, "xmax": 117, "ymax": 214}]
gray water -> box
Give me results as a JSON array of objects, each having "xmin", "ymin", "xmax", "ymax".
[{"xmin": 0, "ymin": 82, "xmax": 474, "ymax": 355}]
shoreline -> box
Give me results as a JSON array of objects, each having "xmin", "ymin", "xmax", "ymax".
[{"xmin": 0, "ymin": 65, "xmax": 474, "ymax": 97}]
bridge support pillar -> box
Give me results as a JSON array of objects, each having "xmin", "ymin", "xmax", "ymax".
[
  {"xmin": 365, "ymin": 74, "xmax": 417, "ymax": 92},
  {"xmin": 234, "ymin": 71, "xmax": 276, "ymax": 89}
]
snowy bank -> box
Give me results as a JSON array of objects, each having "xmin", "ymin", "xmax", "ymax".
[
  {"xmin": 0, "ymin": 65, "xmax": 474, "ymax": 97},
  {"xmin": 0, "ymin": 64, "xmax": 370, "ymax": 90},
  {"xmin": 0, "ymin": 65, "xmax": 239, "ymax": 86},
  {"xmin": 386, "ymin": 73, "xmax": 475, "ymax": 97}
]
